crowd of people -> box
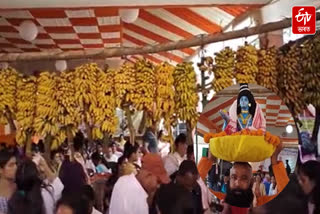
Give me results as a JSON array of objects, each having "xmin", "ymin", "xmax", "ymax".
[{"xmin": 0, "ymin": 129, "xmax": 319, "ymax": 214}]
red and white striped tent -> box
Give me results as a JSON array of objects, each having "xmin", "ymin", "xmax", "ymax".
[{"xmin": 0, "ymin": 3, "xmax": 264, "ymax": 64}]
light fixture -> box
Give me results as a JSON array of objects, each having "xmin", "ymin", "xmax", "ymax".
[
  {"xmin": 119, "ymin": 9, "xmax": 139, "ymax": 23},
  {"xmin": 286, "ymin": 125, "xmax": 293, "ymax": 134},
  {"xmin": 55, "ymin": 60, "xmax": 67, "ymax": 72},
  {"xmin": 19, "ymin": 20, "xmax": 38, "ymax": 42}
]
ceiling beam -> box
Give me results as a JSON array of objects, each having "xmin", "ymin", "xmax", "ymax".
[
  {"xmin": 0, "ymin": 0, "xmax": 269, "ymax": 9},
  {"xmin": 1, "ymin": 12, "xmax": 319, "ymax": 62}
]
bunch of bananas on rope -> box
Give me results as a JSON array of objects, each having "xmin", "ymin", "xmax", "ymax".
[
  {"xmin": 256, "ymin": 47, "xmax": 278, "ymax": 93},
  {"xmin": 74, "ymin": 63, "xmax": 99, "ymax": 123},
  {"xmin": 235, "ymin": 43, "xmax": 258, "ymax": 84},
  {"xmin": 114, "ymin": 63, "xmax": 136, "ymax": 107},
  {"xmin": 173, "ymin": 62, "xmax": 199, "ymax": 128},
  {"xmin": 277, "ymin": 44, "xmax": 305, "ymax": 116},
  {"xmin": 302, "ymin": 37, "xmax": 320, "ymax": 108},
  {"xmin": 0, "ymin": 67, "xmax": 18, "ymax": 125},
  {"xmin": 133, "ymin": 59, "xmax": 156, "ymax": 112},
  {"xmin": 212, "ymin": 47, "xmax": 235, "ymax": 92},
  {"xmin": 154, "ymin": 62, "xmax": 175, "ymax": 126},
  {"xmin": 33, "ymin": 72, "xmax": 59, "ymax": 139},
  {"xmin": 16, "ymin": 75, "xmax": 37, "ymax": 145},
  {"xmin": 92, "ymin": 68, "xmax": 118, "ymax": 139},
  {"xmin": 54, "ymin": 70, "xmax": 81, "ymax": 147}
]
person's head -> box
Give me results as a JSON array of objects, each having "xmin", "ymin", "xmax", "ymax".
[
  {"xmin": 298, "ymin": 160, "xmax": 320, "ymax": 214},
  {"xmin": 286, "ymin": 160, "xmax": 289, "ymax": 164},
  {"xmin": 51, "ymin": 150, "xmax": 63, "ymax": 165},
  {"xmin": 237, "ymin": 83, "xmax": 256, "ymax": 116},
  {"xmin": 55, "ymin": 194, "xmax": 91, "ymax": 214},
  {"xmin": 119, "ymin": 134, "xmax": 124, "ymax": 141},
  {"xmin": 176, "ymin": 160, "xmax": 199, "ymax": 191},
  {"xmin": 96, "ymin": 142, "xmax": 103, "ymax": 154},
  {"xmin": 298, "ymin": 160, "xmax": 320, "ymax": 196},
  {"xmin": 225, "ymin": 162, "xmax": 254, "ymax": 208},
  {"xmin": 8, "ymin": 160, "xmax": 44, "ymax": 214},
  {"xmin": 186, "ymin": 145, "xmax": 195, "ymax": 161},
  {"xmin": 104, "ymin": 144, "xmax": 113, "ymax": 159},
  {"xmin": 110, "ymin": 142, "xmax": 117, "ymax": 154},
  {"xmin": 230, "ymin": 162, "xmax": 253, "ymax": 191},
  {"xmin": 265, "ymin": 174, "xmax": 271, "ymax": 182},
  {"xmin": 0, "ymin": 149, "xmax": 17, "ymax": 182},
  {"xmin": 123, "ymin": 142, "xmax": 140, "ymax": 163},
  {"xmin": 91, "ymin": 152, "xmax": 102, "ymax": 167},
  {"xmin": 138, "ymin": 153, "xmax": 170, "ymax": 193},
  {"xmin": 174, "ymin": 133, "xmax": 187, "ymax": 157},
  {"xmin": 255, "ymin": 174, "xmax": 262, "ymax": 183}
]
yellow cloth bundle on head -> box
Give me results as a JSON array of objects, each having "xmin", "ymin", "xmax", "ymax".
[{"xmin": 209, "ymin": 135, "xmax": 275, "ymax": 162}]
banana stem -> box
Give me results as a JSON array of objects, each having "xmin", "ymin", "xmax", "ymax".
[
  {"xmin": 44, "ymin": 134, "xmax": 53, "ymax": 161},
  {"xmin": 138, "ymin": 111, "xmax": 147, "ymax": 134},
  {"xmin": 103, "ymin": 131, "xmax": 111, "ymax": 145},
  {"xmin": 66, "ymin": 125, "xmax": 75, "ymax": 157},
  {"xmin": 4, "ymin": 106, "xmax": 16, "ymax": 132},
  {"xmin": 186, "ymin": 121, "xmax": 194, "ymax": 146},
  {"xmin": 124, "ymin": 106, "xmax": 135, "ymax": 144},
  {"xmin": 25, "ymin": 130, "xmax": 33, "ymax": 158}
]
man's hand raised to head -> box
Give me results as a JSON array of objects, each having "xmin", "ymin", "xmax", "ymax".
[{"xmin": 271, "ymin": 141, "xmax": 283, "ymax": 165}]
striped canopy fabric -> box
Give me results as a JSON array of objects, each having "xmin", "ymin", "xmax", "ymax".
[{"xmin": 0, "ymin": 5, "xmax": 261, "ymax": 64}]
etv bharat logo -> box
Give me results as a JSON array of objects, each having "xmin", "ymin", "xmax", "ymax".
[
  {"xmin": 295, "ymin": 8, "xmax": 312, "ymax": 25},
  {"xmin": 292, "ymin": 6, "xmax": 316, "ymax": 35}
]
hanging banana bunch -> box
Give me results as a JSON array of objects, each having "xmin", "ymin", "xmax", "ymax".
[
  {"xmin": 33, "ymin": 72, "xmax": 59, "ymax": 149},
  {"xmin": 212, "ymin": 47, "xmax": 235, "ymax": 92},
  {"xmin": 256, "ymin": 47, "xmax": 278, "ymax": 93},
  {"xmin": 16, "ymin": 75, "xmax": 37, "ymax": 145},
  {"xmin": 0, "ymin": 67, "xmax": 18, "ymax": 129},
  {"xmin": 302, "ymin": 37, "xmax": 320, "ymax": 108},
  {"xmin": 114, "ymin": 63, "xmax": 136, "ymax": 107},
  {"xmin": 173, "ymin": 62, "xmax": 199, "ymax": 129},
  {"xmin": 92, "ymin": 68, "xmax": 118, "ymax": 140},
  {"xmin": 53, "ymin": 70, "xmax": 81, "ymax": 149},
  {"xmin": 74, "ymin": 63, "xmax": 99, "ymax": 142},
  {"xmin": 235, "ymin": 43, "xmax": 258, "ymax": 84},
  {"xmin": 277, "ymin": 44, "xmax": 305, "ymax": 116},
  {"xmin": 154, "ymin": 62, "xmax": 175, "ymax": 125},
  {"xmin": 133, "ymin": 59, "xmax": 156, "ymax": 127}
]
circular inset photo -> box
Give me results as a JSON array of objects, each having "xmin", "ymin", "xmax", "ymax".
[{"xmin": 196, "ymin": 83, "xmax": 298, "ymax": 209}]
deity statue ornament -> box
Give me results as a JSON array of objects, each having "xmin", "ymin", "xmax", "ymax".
[
  {"xmin": 204, "ymin": 83, "xmax": 280, "ymax": 163},
  {"xmin": 219, "ymin": 83, "xmax": 266, "ymax": 135}
]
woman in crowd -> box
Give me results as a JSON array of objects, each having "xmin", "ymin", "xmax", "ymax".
[
  {"xmin": 298, "ymin": 160, "xmax": 320, "ymax": 214},
  {"xmin": 269, "ymin": 176, "xmax": 277, "ymax": 196},
  {"xmin": 252, "ymin": 174, "xmax": 266, "ymax": 207},
  {"xmin": 0, "ymin": 149, "xmax": 17, "ymax": 214},
  {"xmin": 8, "ymin": 156, "xmax": 64, "ymax": 214},
  {"xmin": 50, "ymin": 150, "xmax": 63, "ymax": 175}
]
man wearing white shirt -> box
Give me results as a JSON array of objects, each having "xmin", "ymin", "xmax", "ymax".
[
  {"xmin": 109, "ymin": 153, "xmax": 170, "ymax": 214},
  {"xmin": 163, "ymin": 133, "xmax": 188, "ymax": 177}
]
